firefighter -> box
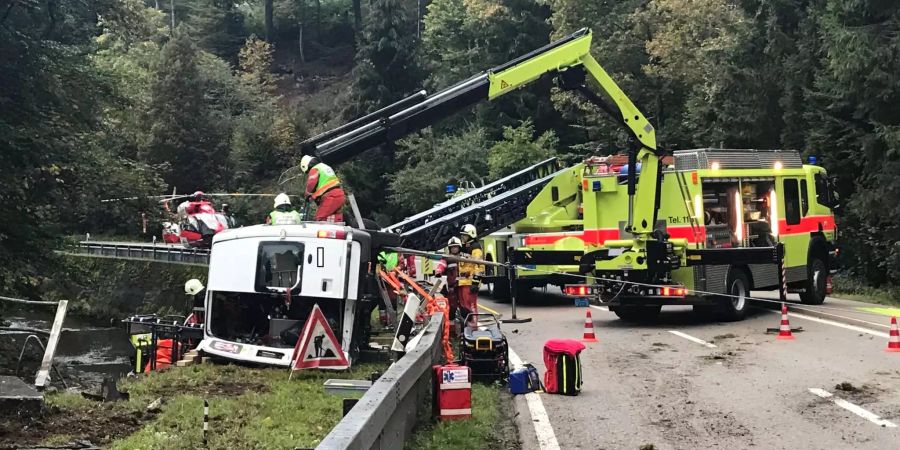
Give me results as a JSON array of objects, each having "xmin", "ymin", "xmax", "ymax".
[
  {"xmin": 435, "ymin": 237, "xmax": 462, "ymax": 323},
  {"xmin": 457, "ymin": 224, "xmax": 484, "ymax": 322},
  {"xmin": 266, "ymin": 193, "xmax": 301, "ymax": 225},
  {"xmin": 183, "ymin": 278, "xmax": 206, "ymax": 325},
  {"xmin": 300, "ymin": 155, "xmax": 346, "ymax": 222}
]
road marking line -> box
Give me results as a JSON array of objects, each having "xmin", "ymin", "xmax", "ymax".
[
  {"xmin": 808, "ymin": 388, "xmax": 897, "ymax": 428},
  {"xmin": 774, "ymin": 310, "xmax": 890, "ymax": 339},
  {"xmin": 668, "ymin": 330, "xmax": 717, "ymax": 348},
  {"xmin": 479, "ymin": 303, "xmax": 502, "ymax": 316},
  {"xmin": 508, "ymin": 348, "xmax": 561, "ymax": 450},
  {"xmin": 590, "ymin": 305, "xmax": 609, "ymax": 312}
]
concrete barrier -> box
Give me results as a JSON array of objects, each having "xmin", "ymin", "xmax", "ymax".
[{"xmin": 317, "ymin": 313, "xmax": 443, "ymax": 450}]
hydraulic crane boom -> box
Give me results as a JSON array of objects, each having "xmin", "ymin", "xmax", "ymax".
[{"xmin": 306, "ymin": 28, "xmax": 666, "ymax": 263}]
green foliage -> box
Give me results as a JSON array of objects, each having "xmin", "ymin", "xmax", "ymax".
[
  {"xmin": 349, "ymin": 0, "xmax": 422, "ymax": 116},
  {"xmin": 239, "ymin": 35, "xmax": 278, "ymax": 92},
  {"xmin": 387, "ymin": 125, "xmax": 492, "ymax": 219},
  {"xmin": 41, "ymin": 256, "xmax": 206, "ymax": 320},
  {"xmin": 145, "ymin": 26, "xmax": 232, "ymax": 192},
  {"xmin": 488, "ymin": 120, "xmax": 559, "ymax": 179},
  {"xmin": 421, "ymin": 0, "xmax": 556, "ymax": 133}
]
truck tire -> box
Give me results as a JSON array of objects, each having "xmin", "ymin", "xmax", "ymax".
[
  {"xmin": 612, "ymin": 305, "xmax": 661, "ymax": 322},
  {"xmin": 799, "ymin": 257, "xmax": 827, "ymax": 305},
  {"xmin": 716, "ymin": 268, "xmax": 749, "ymax": 321}
]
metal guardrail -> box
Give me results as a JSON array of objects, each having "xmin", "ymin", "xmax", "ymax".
[
  {"xmin": 318, "ymin": 313, "xmax": 444, "ymax": 450},
  {"xmin": 60, "ymin": 241, "xmax": 210, "ymax": 266}
]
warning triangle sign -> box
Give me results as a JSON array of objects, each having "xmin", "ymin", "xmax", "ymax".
[{"xmin": 290, "ymin": 304, "xmax": 349, "ymax": 370}]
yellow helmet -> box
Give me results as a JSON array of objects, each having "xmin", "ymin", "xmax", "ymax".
[{"xmin": 300, "ymin": 155, "xmax": 314, "ymax": 172}]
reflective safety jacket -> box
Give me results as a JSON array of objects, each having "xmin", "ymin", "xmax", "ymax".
[
  {"xmin": 268, "ymin": 209, "xmax": 302, "ymax": 225},
  {"xmin": 378, "ymin": 251, "xmax": 399, "ymax": 271},
  {"xmin": 306, "ymin": 163, "xmax": 341, "ymax": 201}
]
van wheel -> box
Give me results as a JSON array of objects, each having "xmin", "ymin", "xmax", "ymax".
[
  {"xmin": 800, "ymin": 257, "xmax": 827, "ymax": 305},
  {"xmin": 716, "ymin": 269, "xmax": 749, "ymax": 321},
  {"xmin": 612, "ymin": 305, "xmax": 661, "ymax": 322}
]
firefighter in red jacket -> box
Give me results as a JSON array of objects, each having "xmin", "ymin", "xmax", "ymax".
[
  {"xmin": 457, "ymin": 224, "xmax": 483, "ymax": 321},
  {"xmin": 435, "ymin": 237, "xmax": 462, "ymax": 321},
  {"xmin": 300, "ymin": 155, "xmax": 346, "ymax": 222}
]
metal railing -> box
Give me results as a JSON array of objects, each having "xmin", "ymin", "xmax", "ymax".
[
  {"xmin": 60, "ymin": 241, "xmax": 210, "ymax": 266},
  {"xmin": 317, "ymin": 313, "xmax": 443, "ymax": 450}
]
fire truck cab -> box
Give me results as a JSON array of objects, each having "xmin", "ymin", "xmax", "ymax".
[{"xmin": 567, "ymin": 149, "xmax": 838, "ymax": 321}]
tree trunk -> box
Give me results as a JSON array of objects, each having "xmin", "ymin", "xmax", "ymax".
[
  {"xmin": 298, "ymin": 24, "xmax": 305, "ymax": 64},
  {"xmin": 352, "ymin": 0, "xmax": 361, "ymax": 32},
  {"xmin": 316, "ymin": 0, "xmax": 321, "ymax": 41},
  {"xmin": 264, "ymin": 0, "xmax": 274, "ymax": 42}
]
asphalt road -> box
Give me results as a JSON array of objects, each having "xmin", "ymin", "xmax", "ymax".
[{"xmin": 479, "ymin": 289, "xmax": 900, "ymax": 450}]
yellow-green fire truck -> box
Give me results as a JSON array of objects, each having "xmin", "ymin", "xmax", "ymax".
[
  {"xmin": 558, "ymin": 149, "xmax": 838, "ymax": 320},
  {"xmin": 298, "ymin": 27, "xmax": 838, "ymax": 322}
]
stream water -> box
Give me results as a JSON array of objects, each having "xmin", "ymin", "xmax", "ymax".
[{"xmin": 1, "ymin": 308, "xmax": 133, "ymax": 391}]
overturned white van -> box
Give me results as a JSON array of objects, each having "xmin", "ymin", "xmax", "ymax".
[{"xmin": 196, "ymin": 222, "xmax": 390, "ymax": 367}]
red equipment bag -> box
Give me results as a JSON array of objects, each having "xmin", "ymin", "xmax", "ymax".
[
  {"xmin": 542, "ymin": 339, "xmax": 585, "ymax": 395},
  {"xmin": 144, "ymin": 339, "xmax": 179, "ymax": 373},
  {"xmin": 433, "ymin": 364, "xmax": 472, "ymax": 421}
]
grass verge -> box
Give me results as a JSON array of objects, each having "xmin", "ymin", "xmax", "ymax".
[
  {"xmin": 406, "ymin": 382, "xmax": 519, "ymax": 450},
  {"xmin": 831, "ymin": 274, "xmax": 900, "ymax": 307},
  {"xmin": 1, "ymin": 362, "xmax": 385, "ymax": 449}
]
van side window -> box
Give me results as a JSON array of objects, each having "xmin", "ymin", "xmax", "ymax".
[
  {"xmin": 800, "ymin": 180, "xmax": 809, "ymax": 216},
  {"xmin": 783, "ymin": 179, "xmax": 801, "ymax": 225},
  {"xmin": 814, "ymin": 173, "xmax": 832, "ymax": 207}
]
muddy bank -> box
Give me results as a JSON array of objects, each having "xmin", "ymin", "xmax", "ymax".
[{"xmin": 1, "ymin": 309, "xmax": 133, "ymax": 391}]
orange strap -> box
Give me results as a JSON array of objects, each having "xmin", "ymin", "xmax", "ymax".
[
  {"xmin": 312, "ymin": 179, "xmax": 341, "ymax": 199},
  {"xmin": 394, "ymin": 269, "xmax": 433, "ymax": 303},
  {"xmin": 379, "ymin": 271, "xmax": 402, "ymax": 291}
]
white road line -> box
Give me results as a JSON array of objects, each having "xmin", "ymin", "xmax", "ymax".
[
  {"xmin": 508, "ymin": 348, "xmax": 561, "ymax": 450},
  {"xmin": 775, "ymin": 310, "xmax": 890, "ymax": 339},
  {"xmin": 589, "ymin": 305, "xmax": 609, "ymax": 312},
  {"xmin": 808, "ymin": 388, "xmax": 897, "ymax": 428},
  {"xmin": 668, "ymin": 330, "xmax": 717, "ymax": 348}
]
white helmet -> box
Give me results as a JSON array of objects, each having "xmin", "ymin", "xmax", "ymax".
[
  {"xmin": 460, "ymin": 224, "xmax": 477, "ymax": 239},
  {"xmin": 184, "ymin": 279, "xmax": 204, "ymax": 296},
  {"xmin": 274, "ymin": 193, "xmax": 291, "ymax": 208},
  {"xmin": 447, "ymin": 237, "xmax": 462, "ymax": 248},
  {"xmin": 300, "ymin": 155, "xmax": 314, "ymax": 172}
]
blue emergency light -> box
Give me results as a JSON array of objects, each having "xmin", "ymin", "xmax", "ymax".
[
  {"xmin": 445, "ymin": 183, "xmax": 457, "ymax": 194},
  {"xmin": 808, "ymin": 156, "xmax": 818, "ymax": 165}
]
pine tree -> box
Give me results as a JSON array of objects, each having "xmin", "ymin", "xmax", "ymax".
[
  {"xmin": 145, "ymin": 26, "xmax": 229, "ymax": 192},
  {"xmin": 350, "ymin": 0, "xmax": 422, "ymax": 116}
]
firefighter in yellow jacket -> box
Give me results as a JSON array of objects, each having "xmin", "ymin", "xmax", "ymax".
[{"xmin": 456, "ymin": 224, "xmax": 484, "ymax": 321}]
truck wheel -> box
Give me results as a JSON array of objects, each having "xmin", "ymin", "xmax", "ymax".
[
  {"xmin": 799, "ymin": 257, "xmax": 827, "ymax": 305},
  {"xmin": 612, "ymin": 305, "xmax": 661, "ymax": 322},
  {"xmin": 716, "ymin": 269, "xmax": 749, "ymax": 322}
]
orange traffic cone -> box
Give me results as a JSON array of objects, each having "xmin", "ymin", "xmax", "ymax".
[
  {"xmin": 582, "ymin": 309, "xmax": 598, "ymax": 343},
  {"xmin": 776, "ymin": 303, "xmax": 795, "ymax": 340},
  {"xmin": 886, "ymin": 317, "xmax": 900, "ymax": 352}
]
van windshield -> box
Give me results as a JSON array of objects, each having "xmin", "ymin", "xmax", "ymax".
[{"xmin": 256, "ymin": 242, "xmax": 304, "ymax": 291}]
